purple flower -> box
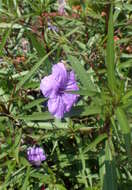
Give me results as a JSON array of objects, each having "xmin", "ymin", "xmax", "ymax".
[
  {"xmin": 40, "ymin": 61, "xmax": 79, "ymax": 119},
  {"xmin": 47, "ymin": 22, "xmax": 59, "ymax": 32},
  {"xmin": 58, "ymin": 0, "xmax": 66, "ymax": 14},
  {"xmin": 27, "ymin": 147, "xmax": 46, "ymax": 166}
]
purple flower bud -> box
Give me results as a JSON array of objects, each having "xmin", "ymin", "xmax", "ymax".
[
  {"xmin": 27, "ymin": 147, "xmax": 46, "ymax": 166},
  {"xmin": 40, "ymin": 61, "xmax": 79, "ymax": 119}
]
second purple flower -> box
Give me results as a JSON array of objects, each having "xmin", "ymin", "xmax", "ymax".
[
  {"xmin": 27, "ymin": 147, "xmax": 46, "ymax": 166},
  {"xmin": 40, "ymin": 61, "xmax": 79, "ymax": 119}
]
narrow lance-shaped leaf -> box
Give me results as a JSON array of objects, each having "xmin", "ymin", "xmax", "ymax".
[
  {"xmin": 64, "ymin": 105, "xmax": 101, "ymax": 118},
  {"xmin": 23, "ymin": 98, "xmax": 46, "ymax": 110},
  {"xmin": 84, "ymin": 133, "xmax": 108, "ymax": 153},
  {"xmin": 16, "ymin": 112, "xmax": 54, "ymax": 121},
  {"xmin": 27, "ymin": 31, "xmax": 46, "ymax": 58},
  {"xmin": 115, "ymin": 107, "xmax": 131, "ymax": 159},
  {"xmin": 99, "ymin": 150, "xmax": 106, "ymax": 187},
  {"xmin": 0, "ymin": 26, "xmax": 12, "ymax": 56},
  {"xmin": 106, "ymin": 5, "xmax": 117, "ymax": 93},
  {"xmin": 27, "ymin": 32, "xmax": 52, "ymax": 73},
  {"xmin": 14, "ymin": 128, "xmax": 22, "ymax": 163},
  {"xmin": 21, "ymin": 166, "xmax": 30, "ymax": 190},
  {"xmin": 102, "ymin": 140, "xmax": 118, "ymax": 190},
  {"xmin": 16, "ymin": 45, "xmax": 58, "ymax": 91},
  {"xmin": 66, "ymin": 55, "xmax": 96, "ymax": 91}
]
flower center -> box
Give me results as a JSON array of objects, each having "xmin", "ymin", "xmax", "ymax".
[{"xmin": 58, "ymin": 87, "xmax": 65, "ymax": 95}]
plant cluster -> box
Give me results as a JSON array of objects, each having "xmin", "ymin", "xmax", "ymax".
[{"xmin": 0, "ymin": 0, "xmax": 132, "ymax": 189}]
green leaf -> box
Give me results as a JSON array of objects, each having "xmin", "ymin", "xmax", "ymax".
[
  {"xmin": 13, "ymin": 128, "xmax": 22, "ymax": 163},
  {"xmin": 84, "ymin": 133, "xmax": 107, "ymax": 153},
  {"xmin": 16, "ymin": 45, "xmax": 58, "ymax": 91},
  {"xmin": 23, "ymin": 98, "xmax": 46, "ymax": 110},
  {"xmin": 65, "ymin": 26, "xmax": 81, "ymax": 38},
  {"xmin": 0, "ymin": 166, "xmax": 26, "ymax": 189},
  {"xmin": 65, "ymin": 105, "xmax": 101, "ymax": 117},
  {"xmin": 21, "ymin": 167, "xmax": 30, "ymax": 190},
  {"xmin": 99, "ymin": 150, "xmax": 106, "ymax": 187},
  {"xmin": 76, "ymin": 136, "xmax": 88, "ymax": 188},
  {"xmin": 0, "ymin": 26, "xmax": 12, "ymax": 56},
  {"xmin": 0, "ymin": 152, "xmax": 8, "ymax": 160},
  {"xmin": 103, "ymin": 140, "xmax": 118, "ymax": 190},
  {"xmin": 117, "ymin": 60, "xmax": 132, "ymax": 72},
  {"xmin": 124, "ymin": 4, "xmax": 132, "ymax": 11},
  {"xmin": 115, "ymin": 107, "xmax": 130, "ymax": 135},
  {"xmin": 55, "ymin": 184, "xmax": 67, "ymax": 190},
  {"xmin": 115, "ymin": 107, "xmax": 131, "ymax": 158},
  {"xmin": 13, "ymin": 0, "xmax": 21, "ymax": 17},
  {"xmin": 122, "ymin": 89, "xmax": 132, "ymax": 102},
  {"xmin": 23, "ymin": 121, "xmax": 68, "ymax": 130},
  {"xmin": 27, "ymin": 31, "xmax": 46, "ymax": 58},
  {"xmin": 121, "ymin": 53, "xmax": 132, "ymax": 58},
  {"xmin": 106, "ymin": 5, "xmax": 117, "ymax": 93},
  {"xmin": 0, "ymin": 23, "xmax": 22, "ymax": 29},
  {"xmin": 31, "ymin": 173, "xmax": 52, "ymax": 184},
  {"xmin": 66, "ymin": 89, "xmax": 98, "ymax": 96},
  {"xmin": 17, "ymin": 112, "xmax": 54, "ymax": 121},
  {"xmin": 4, "ymin": 161, "xmax": 16, "ymax": 187},
  {"xmin": 67, "ymin": 55, "xmax": 96, "ymax": 91}
]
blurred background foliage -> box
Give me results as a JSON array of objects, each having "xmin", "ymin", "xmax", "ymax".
[{"xmin": 0, "ymin": 0, "xmax": 132, "ymax": 189}]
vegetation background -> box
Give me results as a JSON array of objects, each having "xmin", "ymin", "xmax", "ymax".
[{"xmin": 0, "ymin": 0, "xmax": 132, "ymax": 189}]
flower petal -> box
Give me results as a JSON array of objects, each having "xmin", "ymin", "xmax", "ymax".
[
  {"xmin": 30, "ymin": 148, "xmax": 35, "ymax": 155},
  {"xmin": 62, "ymin": 93, "xmax": 78, "ymax": 112},
  {"xmin": 63, "ymin": 71, "xmax": 79, "ymax": 112},
  {"xmin": 40, "ymin": 154, "xmax": 46, "ymax": 161},
  {"xmin": 40, "ymin": 75, "xmax": 59, "ymax": 98},
  {"xmin": 35, "ymin": 147, "xmax": 40, "ymax": 155},
  {"xmin": 52, "ymin": 62, "xmax": 67, "ymax": 87},
  {"xmin": 65, "ymin": 71, "xmax": 79, "ymax": 91},
  {"xmin": 48, "ymin": 96, "xmax": 65, "ymax": 119},
  {"xmin": 36, "ymin": 155, "xmax": 41, "ymax": 162}
]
